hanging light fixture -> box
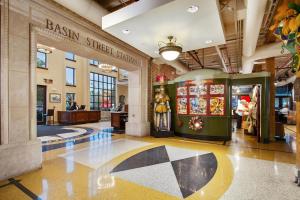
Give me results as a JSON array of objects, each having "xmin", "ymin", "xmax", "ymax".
[
  {"xmin": 37, "ymin": 44, "xmax": 55, "ymax": 54},
  {"xmin": 158, "ymin": 36, "xmax": 182, "ymax": 61},
  {"xmin": 98, "ymin": 63, "xmax": 115, "ymax": 73}
]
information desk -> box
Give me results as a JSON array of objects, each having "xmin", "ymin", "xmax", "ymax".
[
  {"xmin": 58, "ymin": 111, "xmax": 101, "ymax": 125},
  {"xmin": 111, "ymin": 112, "xmax": 128, "ymax": 130}
]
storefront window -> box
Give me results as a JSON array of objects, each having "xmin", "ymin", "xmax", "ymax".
[
  {"xmin": 66, "ymin": 93, "xmax": 75, "ymax": 110},
  {"xmin": 66, "ymin": 67, "xmax": 75, "ymax": 86},
  {"xmin": 37, "ymin": 51, "xmax": 47, "ymax": 68},
  {"xmin": 282, "ymin": 97, "xmax": 289, "ymax": 108},
  {"xmin": 90, "ymin": 72, "xmax": 116, "ymax": 110},
  {"xmin": 275, "ymin": 98, "xmax": 279, "ymax": 109}
]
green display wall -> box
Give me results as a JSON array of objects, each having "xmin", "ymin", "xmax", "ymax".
[{"xmin": 152, "ymin": 69, "xmax": 271, "ymax": 143}]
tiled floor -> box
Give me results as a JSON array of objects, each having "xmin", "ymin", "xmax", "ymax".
[{"xmin": 0, "ymin": 123, "xmax": 299, "ymax": 200}]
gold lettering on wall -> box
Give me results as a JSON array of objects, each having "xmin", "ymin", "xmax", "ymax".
[{"xmin": 45, "ymin": 19, "xmax": 140, "ymax": 66}]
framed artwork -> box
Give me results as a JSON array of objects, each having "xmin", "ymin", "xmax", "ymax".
[
  {"xmin": 177, "ymin": 98, "xmax": 188, "ymax": 114},
  {"xmin": 210, "ymin": 97, "xmax": 224, "ymax": 115},
  {"xmin": 176, "ymin": 81, "xmax": 226, "ymax": 116},
  {"xmin": 118, "ymin": 69, "xmax": 128, "ymax": 81},
  {"xmin": 210, "ymin": 84, "xmax": 224, "ymax": 95},
  {"xmin": 189, "ymin": 97, "xmax": 207, "ymax": 115},
  {"xmin": 177, "ymin": 86, "xmax": 187, "ymax": 96},
  {"xmin": 189, "ymin": 85, "xmax": 207, "ymax": 96},
  {"xmin": 49, "ymin": 93, "xmax": 61, "ymax": 103}
]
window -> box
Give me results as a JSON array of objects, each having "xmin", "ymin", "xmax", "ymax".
[
  {"xmin": 65, "ymin": 52, "xmax": 76, "ymax": 61},
  {"xmin": 282, "ymin": 97, "xmax": 289, "ymax": 108},
  {"xmin": 90, "ymin": 72, "xmax": 116, "ymax": 110},
  {"xmin": 66, "ymin": 93, "xmax": 75, "ymax": 110},
  {"xmin": 89, "ymin": 59, "xmax": 99, "ymax": 66},
  {"xmin": 37, "ymin": 51, "xmax": 47, "ymax": 68},
  {"xmin": 66, "ymin": 67, "xmax": 75, "ymax": 86}
]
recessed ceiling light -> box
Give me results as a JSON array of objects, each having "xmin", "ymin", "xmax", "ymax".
[
  {"xmin": 187, "ymin": 5, "xmax": 199, "ymax": 13},
  {"xmin": 122, "ymin": 29, "xmax": 130, "ymax": 34},
  {"xmin": 205, "ymin": 40, "xmax": 213, "ymax": 44}
]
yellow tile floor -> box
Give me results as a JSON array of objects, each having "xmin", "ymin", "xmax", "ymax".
[{"xmin": 0, "ymin": 129, "xmax": 297, "ymax": 200}]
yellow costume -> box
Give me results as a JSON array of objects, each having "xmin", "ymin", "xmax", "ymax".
[
  {"xmin": 154, "ymin": 86, "xmax": 171, "ymax": 131},
  {"xmin": 155, "ymin": 95, "xmax": 170, "ymax": 113}
]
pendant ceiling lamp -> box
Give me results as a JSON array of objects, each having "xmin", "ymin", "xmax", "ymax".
[
  {"xmin": 98, "ymin": 63, "xmax": 117, "ymax": 73},
  {"xmin": 37, "ymin": 44, "xmax": 55, "ymax": 54},
  {"xmin": 159, "ymin": 36, "xmax": 182, "ymax": 61}
]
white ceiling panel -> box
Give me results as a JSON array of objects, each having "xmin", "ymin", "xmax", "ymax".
[{"xmin": 102, "ymin": 0, "xmax": 226, "ymax": 58}]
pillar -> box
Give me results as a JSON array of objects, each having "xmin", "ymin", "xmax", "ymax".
[
  {"xmin": 266, "ymin": 57, "xmax": 276, "ymax": 141},
  {"xmin": 0, "ymin": 0, "xmax": 42, "ymax": 180},
  {"xmin": 125, "ymin": 59, "xmax": 150, "ymax": 136}
]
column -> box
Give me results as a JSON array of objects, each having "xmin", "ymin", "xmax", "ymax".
[
  {"xmin": 0, "ymin": 0, "xmax": 42, "ymax": 180},
  {"xmin": 125, "ymin": 60, "xmax": 150, "ymax": 136},
  {"xmin": 266, "ymin": 57, "xmax": 275, "ymax": 141}
]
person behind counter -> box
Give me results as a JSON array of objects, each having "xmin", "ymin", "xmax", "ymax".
[{"xmin": 69, "ymin": 101, "xmax": 79, "ymax": 111}]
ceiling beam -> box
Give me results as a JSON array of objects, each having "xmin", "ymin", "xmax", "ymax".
[
  {"xmin": 187, "ymin": 51, "xmax": 203, "ymax": 68},
  {"xmin": 215, "ymin": 46, "xmax": 229, "ymax": 72}
]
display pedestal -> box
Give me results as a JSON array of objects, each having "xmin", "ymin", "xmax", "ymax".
[{"xmin": 152, "ymin": 130, "xmax": 174, "ymax": 138}]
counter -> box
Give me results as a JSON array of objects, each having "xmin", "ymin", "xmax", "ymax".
[{"xmin": 58, "ymin": 111, "xmax": 101, "ymax": 125}]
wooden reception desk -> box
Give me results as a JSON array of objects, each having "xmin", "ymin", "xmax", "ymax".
[
  {"xmin": 58, "ymin": 111, "xmax": 101, "ymax": 125},
  {"xmin": 111, "ymin": 112, "xmax": 128, "ymax": 130}
]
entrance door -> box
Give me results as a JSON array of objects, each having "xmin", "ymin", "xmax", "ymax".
[{"xmin": 37, "ymin": 85, "xmax": 47, "ymax": 125}]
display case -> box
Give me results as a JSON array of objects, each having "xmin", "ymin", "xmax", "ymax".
[{"xmin": 176, "ymin": 82, "xmax": 225, "ymax": 116}]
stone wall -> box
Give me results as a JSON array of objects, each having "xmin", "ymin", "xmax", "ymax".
[{"xmin": 0, "ymin": 0, "xmax": 150, "ymax": 180}]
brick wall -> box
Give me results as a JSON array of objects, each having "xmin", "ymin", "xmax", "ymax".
[{"xmin": 151, "ymin": 63, "xmax": 178, "ymax": 83}]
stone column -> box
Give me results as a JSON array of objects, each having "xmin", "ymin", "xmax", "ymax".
[
  {"xmin": 125, "ymin": 60, "xmax": 150, "ymax": 136},
  {"xmin": 0, "ymin": 0, "xmax": 42, "ymax": 180},
  {"xmin": 266, "ymin": 57, "xmax": 275, "ymax": 141}
]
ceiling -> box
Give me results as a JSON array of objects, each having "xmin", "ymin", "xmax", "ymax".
[
  {"xmin": 95, "ymin": 0, "xmax": 138, "ymax": 12},
  {"xmin": 96, "ymin": 0, "xmax": 294, "ymax": 81},
  {"xmin": 102, "ymin": 0, "xmax": 226, "ymax": 58}
]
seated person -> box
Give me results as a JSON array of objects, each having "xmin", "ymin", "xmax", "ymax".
[
  {"xmin": 279, "ymin": 105, "xmax": 289, "ymax": 115},
  {"xmin": 279, "ymin": 105, "xmax": 289, "ymax": 123},
  {"xmin": 79, "ymin": 105, "xmax": 86, "ymax": 110},
  {"xmin": 69, "ymin": 101, "xmax": 79, "ymax": 111}
]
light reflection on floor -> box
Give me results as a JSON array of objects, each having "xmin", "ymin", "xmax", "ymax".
[{"xmin": 0, "ymin": 122, "xmax": 299, "ymax": 200}]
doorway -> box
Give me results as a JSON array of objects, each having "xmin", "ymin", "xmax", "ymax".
[
  {"xmin": 231, "ymin": 84, "xmax": 262, "ymax": 143},
  {"xmin": 37, "ymin": 85, "xmax": 47, "ymax": 125}
]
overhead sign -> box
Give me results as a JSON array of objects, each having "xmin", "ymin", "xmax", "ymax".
[{"xmin": 45, "ymin": 18, "xmax": 140, "ymax": 66}]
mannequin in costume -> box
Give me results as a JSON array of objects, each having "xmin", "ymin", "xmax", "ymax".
[{"xmin": 154, "ymin": 86, "xmax": 171, "ymax": 131}]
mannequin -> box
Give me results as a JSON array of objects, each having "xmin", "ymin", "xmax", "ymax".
[{"xmin": 154, "ymin": 86, "xmax": 171, "ymax": 131}]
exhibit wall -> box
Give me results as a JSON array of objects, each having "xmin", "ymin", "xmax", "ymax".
[
  {"xmin": 152, "ymin": 70, "xmax": 271, "ymax": 143},
  {"xmin": 153, "ymin": 69, "xmax": 232, "ymax": 141}
]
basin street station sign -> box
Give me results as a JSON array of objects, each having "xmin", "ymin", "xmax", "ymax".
[{"xmin": 45, "ymin": 19, "xmax": 140, "ymax": 66}]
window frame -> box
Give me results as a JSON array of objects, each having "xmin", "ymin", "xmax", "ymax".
[
  {"xmin": 89, "ymin": 59, "xmax": 99, "ymax": 66},
  {"xmin": 90, "ymin": 72, "xmax": 116, "ymax": 111},
  {"xmin": 65, "ymin": 52, "xmax": 76, "ymax": 62},
  {"xmin": 36, "ymin": 51, "xmax": 47, "ymax": 69},
  {"xmin": 66, "ymin": 67, "xmax": 76, "ymax": 86}
]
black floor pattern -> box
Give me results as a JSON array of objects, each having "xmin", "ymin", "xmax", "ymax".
[{"xmin": 110, "ymin": 145, "xmax": 218, "ymax": 198}]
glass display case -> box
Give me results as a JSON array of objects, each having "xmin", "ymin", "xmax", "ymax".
[{"xmin": 176, "ymin": 81, "xmax": 225, "ymax": 116}]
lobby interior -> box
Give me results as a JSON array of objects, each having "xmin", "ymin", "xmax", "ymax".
[{"xmin": 0, "ymin": 0, "xmax": 300, "ymax": 199}]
